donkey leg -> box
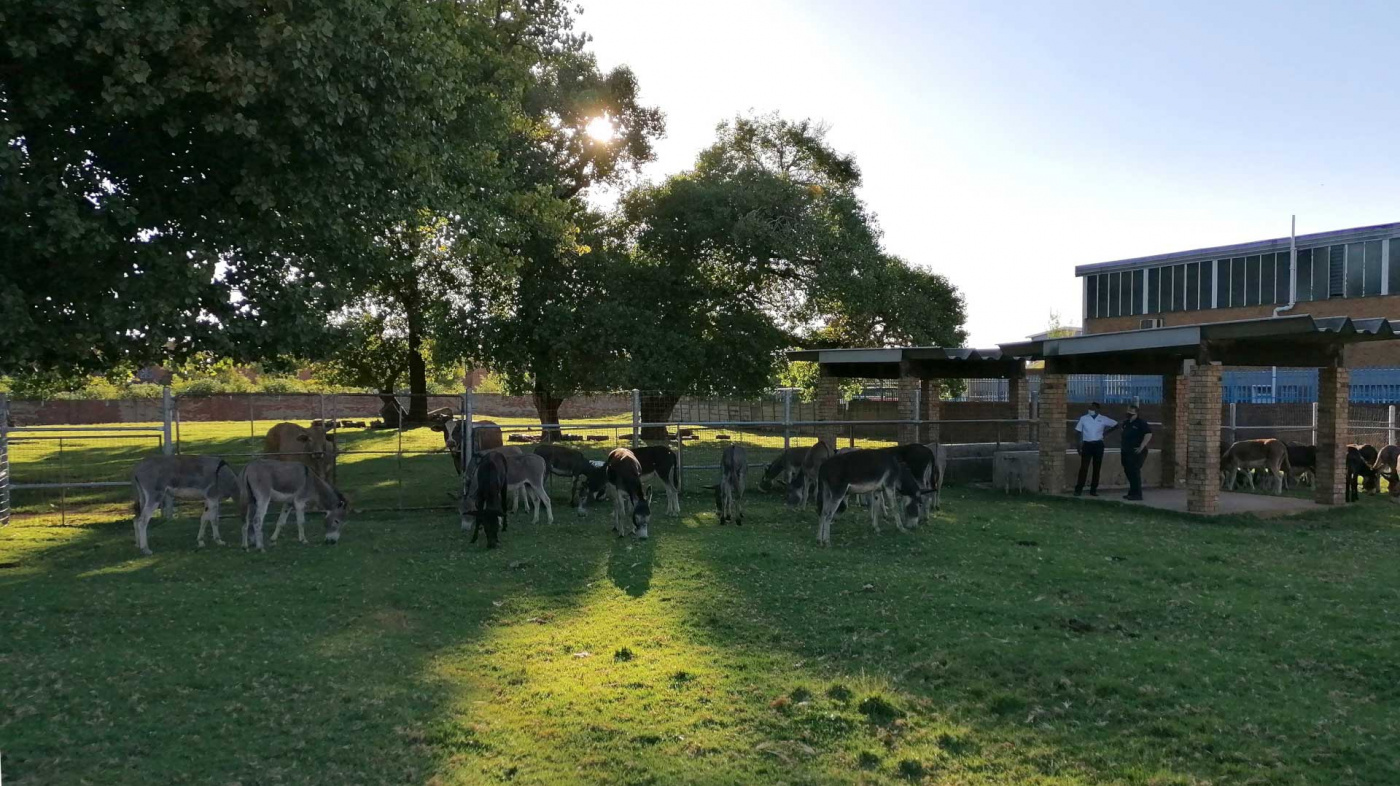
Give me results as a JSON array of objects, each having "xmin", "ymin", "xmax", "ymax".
[
  {"xmin": 294, "ymin": 502, "xmax": 308, "ymax": 544},
  {"xmin": 536, "ymin": 484, "xmax": 554, "ymax": 525},
  {"xmin": 207, "ymin": 500, "xmax": 225, "ymax": 546},
  {"xmin": 134, "ymin": 501, "xmax": 156, "ymax": 556},
  {"xmin": 270, "ymin": 504, "xmax": 292, "ymax": 543}
]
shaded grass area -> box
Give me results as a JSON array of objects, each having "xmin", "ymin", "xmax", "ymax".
[{"xmin": 2, "ymin": 487, "xmax": 1398, "ymax": 784}]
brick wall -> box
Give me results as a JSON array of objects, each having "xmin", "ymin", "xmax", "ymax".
[
  {"xmin": 1037, "ymin": 374, "xmax": 1068, "ymax": 493},
  {"xmin": 1315, "ymin": 367, "xmax": 1348, "ymax": 505}
]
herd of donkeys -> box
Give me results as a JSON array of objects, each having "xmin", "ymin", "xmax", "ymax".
[{"xmin": 126, "ymin": 420, "xmax": 949, "ymax": 554}]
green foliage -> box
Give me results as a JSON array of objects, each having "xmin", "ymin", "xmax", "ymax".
[
  {"xmin": 614, "ymin": 114, "xmax": 966, "ymax": 405},
  {"xmin": 773, "ymin": 361, "xmax": 863, "ymax": 402},
  {"xmin": 0, "ymin": 0, "xmax": 571, "ymax": 377}
]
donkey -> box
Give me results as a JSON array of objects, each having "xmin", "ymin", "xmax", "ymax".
[
  {"xmin": 1351, "ymin": 443, "xmax": 1380, "ymax": 495},
  {"xmin": 605, "ymin": 448, "xmax": 652, "ymax": 539},
  {"xmin": 706, "ymin": 443, "xmax": 746, "ymax": 525},
  {"xmin": 130, "ymin": 455, "xmax": 241, "ymax": 555},
  {"xmin": 1284, "ymin": 442, "xmax": 1316, "ymax": 488},
  {"xmin": 786, "ymin": 440, "xmax": 833, "ymax": 507},
  {"xmin": 1220, "ymin": 439, "xmax": 1291, "ymax": 494},
  {"xmin": 464, "ymin": 452, "xmax": 553, "ymax": 525},
  {"xmin": 632, "ymin": 445, "xmax": 680, "ymax": 515},
  {"xmin": 534, "ymin": 443, "xmax": 608, "ymax": 514},
  {"xmin": 892, "ymin": 442, "xmax": 946, "ymax": 523},
  {"xmin": 461, "ymin": 451, "xmax": 509, "ymax": 548},
  {"xmin": 814, "ymin": 447, "xmax": 933, "ymax": 547},
  {"xmin": 759, "ymin": 446, "xmax": 807, "ymax": 492},
  {"xmin": 240, "ymin": 459, "xmax": 350, "ymax": 551}
]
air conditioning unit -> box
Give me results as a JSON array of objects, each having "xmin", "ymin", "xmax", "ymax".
[{"xmin": 1140, "ymin": 318, "xmax": 1164, "ymax": 330}]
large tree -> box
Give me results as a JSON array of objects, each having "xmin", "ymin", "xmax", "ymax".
[
  {"xmin": 615, "ymin": 114, "xmax": 966, "ymax": 432},
  {"xmin": 0, "ymin": 0, "xmax": 563, "ymax": 381},
  {"xmin": 446, "ymin": 45, "xmax": 664, "ymax": 432}
]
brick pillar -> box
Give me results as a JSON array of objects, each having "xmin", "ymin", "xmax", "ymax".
[
  {"xmin": 815, "ymin": 373, "xmax": 841, "ymax": 450},
  {"xmin": 920, "ymin": 380, "xmax": 941, "ymax": 443},
  {"xmin": 1186, "ymin": 364, "xmax": 1222, "ymax": 514},
  {"xmin": 1160, "ymin": 372, "xmax": 1188, "ymax": 488},
  {"xmin": 1008, "ymin": 375, "xmax": 1031, "ymax": 443},
  {"xmin": 896, "ymin": 374, "xmax": 919, "ymax": 445},
  {"xmin": 1037, "ymin": 373, "xmax": 1068, "ymax": 494},
  {"xmin": 1315, "ymin": 366, "xmax": 1349, "ymax": 506}
]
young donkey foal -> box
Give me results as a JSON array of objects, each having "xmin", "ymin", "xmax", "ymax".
[
  {"xmin": 240, "ymin": 459, "xmax": 350, "ymax": 551},
  {"xmin": 759, "ymin": 446, "xmax": 806, "ymax": 492},
  {"xmin": 815, "ymin": 447, "xmax": 932, "ymax": 547},
  {"xmin": 706, "ymin": 443, "xmax": 747, "ymax": 525},
  {"xmin": 605, "ymin": 448, "xmax": 652, "ymax": 539},
  {"xmin": 130, "ymin": 455, "xmax": 241, "ymax": 555}
]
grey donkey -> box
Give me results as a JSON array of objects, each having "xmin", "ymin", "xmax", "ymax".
[{"xmin": 130, "ymin": 455, "xmax": 241, "ymax": 555}]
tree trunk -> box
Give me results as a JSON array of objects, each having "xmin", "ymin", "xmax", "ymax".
[
  {"xmin": 533, "ymin": 387, "xmax": 565, "ymax": 442},
  {"xmin": 639, "ymin": 393, "xmax": 680, "ymax": 442},
  {"xmin": 406, "ymin": 302, "xmax": 428, "ymax": 422}
]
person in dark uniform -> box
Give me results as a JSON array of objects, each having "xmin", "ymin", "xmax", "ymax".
[
  {"xmin": 1073, "ymin": 402, "xmax": 1116, "ymax": 496},
  {"xmin": 1119, "ymin": 404, "xmax": 1153, "ymax": 501}
]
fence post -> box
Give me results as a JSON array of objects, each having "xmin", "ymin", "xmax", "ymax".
[
  {"xmin": 1228, "ymin": 402, "xmax": 1237, "ymax": 445},
  {"xmin": 1389, "ymin": 405, "xmax": 1396, "ymax": 447},
  {"xmin": 1311, "ymin": 402, "xmax": 1318, "ymax": 446},
  {"xmin": 675, "ymin": 422, "xmax": 684, "ymax": 493},
  {"xmin": 467, "ymin": 389, "xmax": 478, "ymax": 504},
  {"xmin": 161, "ymin": 387, "xmax": 174, "ymax": 456},
  {"xmin": 911, "ymin": 383, "xmax": 922, "ymax": 446},
  {"xmin": 631, "ymin": 389, "xmax": 641, "ymax": 447},
  {"xmin": 782, "ymin": 388, "xmax": 794, "ymax": 453},
  {"xmin": 0, "ymin": 393, "xmax": 9, "ymax": 528}
]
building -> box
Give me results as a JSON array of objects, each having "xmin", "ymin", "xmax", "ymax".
[{"xmin": 1072, "ymin": 221, "xmax": 1400, "ymax": 402}]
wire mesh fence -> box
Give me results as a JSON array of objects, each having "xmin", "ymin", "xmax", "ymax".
[{"xmin": 3, "ymin": 387, "xmax": 1398, "ymax": 525}]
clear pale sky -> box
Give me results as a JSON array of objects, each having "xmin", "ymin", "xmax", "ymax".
[{"xmin": 581, "ymin": 0, "xmax": 1400, "ymax": 346}]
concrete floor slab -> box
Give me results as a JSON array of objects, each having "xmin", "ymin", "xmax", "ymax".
[{"xmin": 1067, "ymin": 487, "xmax": 1331, "ymax": 517}]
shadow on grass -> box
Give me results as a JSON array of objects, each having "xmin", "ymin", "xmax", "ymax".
[
  {"xmin": 670, "ymin": 486, "xmax": 1400, "ymax": 784},
  {"xmin": 0, "ymin": 507, "xmax": 609, "ymax": 785}
]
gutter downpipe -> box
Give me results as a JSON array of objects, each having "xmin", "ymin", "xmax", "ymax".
[
  {"xmin": 1269, "ymin": 216, "xmax": 1298, "ymax": 400},
  {"xmin": 1273, "ymin": 215, "xmax": 1298, "ymax": 318}
]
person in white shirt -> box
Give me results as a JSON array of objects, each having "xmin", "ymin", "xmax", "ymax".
[{"xmin": 1074, "ymin": 402, "xmax": 1118, "ymax": 496}]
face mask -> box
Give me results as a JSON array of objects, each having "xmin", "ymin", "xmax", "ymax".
[{"xmin": 1088, "ymin": 410, "xmax": 1098, "ymax": 417}]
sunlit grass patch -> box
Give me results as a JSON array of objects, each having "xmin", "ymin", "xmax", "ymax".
[{"xmin": 1, "ymin": 487, "xmax": 1398, "ymax": 783}]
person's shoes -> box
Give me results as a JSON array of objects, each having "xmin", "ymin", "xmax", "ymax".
[
  {"xmin": 1123, "ymin": 494, "xmax": 1143, "ymax": 501},
  {"xmin": 1073, "ymin": 490, "xmax": 1082, "ymax": 497},
  {"xmin": 1088, "ymin": 491, "xmax": 1099, "ymax": 497}
]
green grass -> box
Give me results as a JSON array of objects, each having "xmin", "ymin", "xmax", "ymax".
[{"xmin": 3, "ymin": 483, "xmax": 1399, "ymax": 785}]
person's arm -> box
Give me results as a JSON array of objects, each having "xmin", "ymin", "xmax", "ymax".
[{"xmin": 1138, "ymin": 433, "xmax": 1153, "ymax": 453}]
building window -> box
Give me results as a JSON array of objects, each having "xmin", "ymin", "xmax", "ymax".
[
  {"xmin": 1296, "ymin": 249, "xmax": 1313, "ymax": 301},
  {"xmin": 1086, "ymin": 275, "xmax": 1098, "ymax": 319},
  {"xmin": 1216, "ymin": 259, "xmax": 1229, "ymax": 308},
  {"xmin": 1171, "ymin": 264, "xmax": 1185, "ymax": 312},
  {"xmin": 1390, "ymin": 239, "xmax": 1400, "ymax": 296},
  {"xmin": 1274, "ymin": 252, "xmax": 1290, "ymax": 303},
  {"xmin": 1261, "ymin": 254, "xmax": 1276, "ymax": 305},
  {"xmin": 1328, "ymin": 245, "xmax": 1345, "ymax": 297},
  {"xmin": 1246, "ymin": 255, "xmax": 1261, "ymax": 306},
  {"xmin": 1185, "ymin": 262, "xmax": 1199, "ymax": 311},
  {"xmin": 1230, "ymin": 257, "xmax": 1245, "ymax": 307},
  {"xmin": 1147, "ymin": 267, "xmax": 1161, "ymax": 314},
  {"xmin": 1108, "ymin": 272, "xmax": 1121, "ymax": 318},
  {"xmin": 1098, "ymin": 272, "xmax": 1110, "ymax": 316},
  {"xmin": 1119, "ymin": 270, "xmax": 1133, "ymax": 317},
  {"xmin": 1346, "ymin": 242, "xmax": 1364, "ymax": 297},
  {"xmin": 1201, "ymin": 260, "xmax": 1215, "ymax": 308},
  {"xmin": 1131, "ymin": 269, "xmax": 1144, "ymax": 316},
  {"xmin": 1364, "ymin": 240, "xmax": 1383, "ymax": 296}
]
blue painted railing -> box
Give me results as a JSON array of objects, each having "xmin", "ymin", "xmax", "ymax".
[{"xmin": 959, "ymin": 369, "xmax": 1400, "ymax": 404}]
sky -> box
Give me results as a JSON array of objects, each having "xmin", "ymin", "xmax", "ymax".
[{"xmin": 580, "ymin": 0, "xmax": 1400, "ymax": 346}]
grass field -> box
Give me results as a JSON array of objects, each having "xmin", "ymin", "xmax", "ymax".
[{"xmin": 2, "ymin": 477, "xmax": 1399, "ymax": 785}]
